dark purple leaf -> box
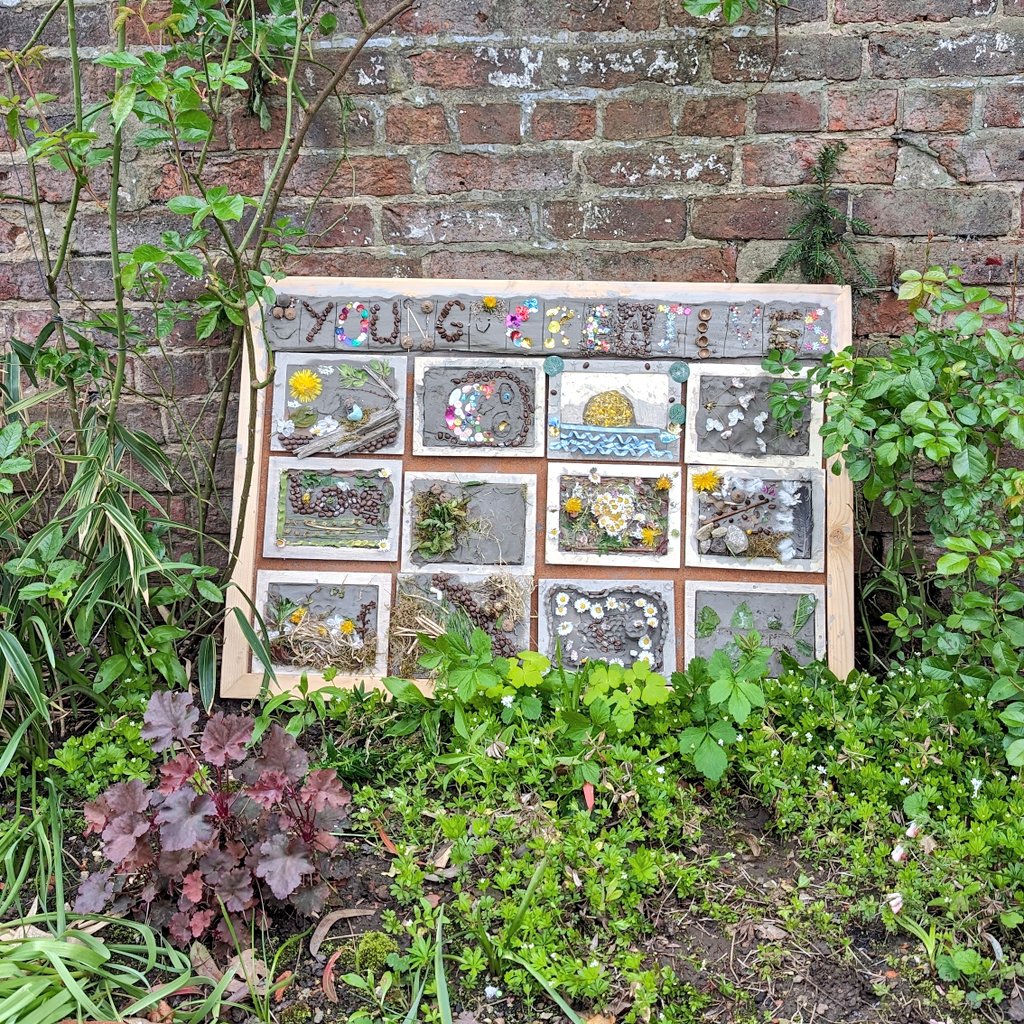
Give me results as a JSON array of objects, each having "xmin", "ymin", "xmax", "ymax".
[
  {"xmin": 246, "ymin": 770, "xmax": 289, "ymax": 809},
  {"xmin": 199, "ymin": 844, "xmax": 242, "ymax": 884},
  {"xmin": 219, "ymin": 866, "xmax": 255, "ymax": 913},
  {"xmin": 201, "ymin": 713, "xmax": 254, "ymax": 766},
  {"xmin": 156, "ymin": 789, "xmax": 216, "ymax": 852},
  {"xmin": 104, "ymin": 779, "xmax": 152, "ymax": 816},
  {"xmin": 240, "ymin": 725, "xmax": 308, "ymax": 783},
  {"xmin": 182, "ymin": 869, "xmax": 204, "ymax": 903},
  {"xmin": 158, "ymin": 848, "xmax": 193, "ymax": 877},
  {"xmin": 143, "ymin": 691, "xmax": 199, "ymax": 752},
  {"xmin": 254, "ymin": 834, "xmax": 312, "ymax": 899},
  {"xmin": 290, "ymin": 882, "xmax": 330, "ymax": 918},
  {"xmin": 300, "ymin": 770, "xmax": 351, "ymax": 812},
  {"xmin": 101, "ymin": 812, "xmax": 151, "ymax": 864},
  {"xmin": 73, "ymin": 869, "xmax": 114, "ymax": 914},
  {"xmin": 169, "ymin": 911, "xmax": 193, "ymax": 945},
  {"xmin": 159, "ymin": 753, "xmax": 197, "ymax": 794}
]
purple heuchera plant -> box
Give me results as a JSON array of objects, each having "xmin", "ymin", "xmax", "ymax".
[{"xmin": 76, "ymin": 692, "xmax": 351, "ymax": 946}]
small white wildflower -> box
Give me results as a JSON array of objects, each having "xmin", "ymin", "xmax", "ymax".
[
  {"xmin": 276, "ymin": 418, "xmax": 295, "ymax": 436},
  {"xmin": 805, "ymin": 732, "xmax": 813, "ymax": 742},
  {"xmin": 655, "ymin": 765, "xmax": 665, "ymax": 776},
  {"xmin": 814, "ymin": 765, "xmax": 827, "ymax": 776},
  {"xmin": 899, "ymin": 776, "xmax": 911, "ymax": 786},
  {"xmin": 501, "ymin": 694, "xmax": 514, "ymax": 708},
  {"xmin": 484, "ymin": 985, "xmax": 503, "ymax": 1000},
  {"xmin": 378, "ymin": 467, "xmax": 391, "ymax": 478},
  {"xmin": 971, "ymin": 777, "xmax": 983, "ymax": 798}
]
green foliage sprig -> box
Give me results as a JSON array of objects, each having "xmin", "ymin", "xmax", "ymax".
[{"xmin": 757, "ymin": 142, "xmax": 878, "ymax": 295}]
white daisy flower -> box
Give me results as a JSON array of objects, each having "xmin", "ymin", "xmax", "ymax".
[
  {"xmin": 378, "ymin": 540, "xmax": 388, "ymax": 550},
  {"xmin": 634, "ymin": 598, "xmax": 646, "ymax": 608},
  {"xmin": 378, "ymin": 467, "xmax": 391, "ymax": 478},
  {"xmin": 636, "ymin": 651, "xmax": 653, "ymax": 664},
  {"xmin": 558, "ymin": 621, "xmax": 573, "ymax": 636},
  {"xmin": 646, "ymin": 616, "xmax": 659, "ymax": 627},
  {"xmin": 574, "ymin": 598, "xmax": 590, "ymax": 613},
  {"xmin": 555, "ymin": 592, "xmax": 569, "ymax": 606},
  {"xmin": 639, "ymin": 636, "xmax": 652, "ymax": 650},
  {"xmin": 276, "ymin": 418, "xmax": 295, "ymax": 436},
  {"xmin": 555, "ymin": 606, "xmax": 567, "ymax": 617},
  {"xmin": 644, "ymin": 604, "xmax": 657, "ymax": 617},
  {"xmin": 590, "ymin": 605, "xmax": 605, "ymax": 620},
  {"xmin": 609, "ymin": 658, "xmax": 625, "ymax": 667},
  {"xmin": 606, "ymin": 596, "xmax": 619, "ymax": 610}
]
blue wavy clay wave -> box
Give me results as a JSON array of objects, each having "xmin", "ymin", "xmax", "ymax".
[{"xmin": 551, "ymin": 423, "xmax": 678, "ymax": 461}]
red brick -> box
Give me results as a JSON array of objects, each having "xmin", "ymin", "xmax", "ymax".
[
  {"xmin": 585, "ymin": 145, "xmax": 733, "ymax": 187},
  {"xmin": 981, "ymin": 87, "xmax": 1024, "ymax": 128},
  {"xmin": 386, "ymin": 104, "xmax": 450, "ymax": 145},
  {"xmin": 827, "ymin": 89, "xmax": 898, "ymax": 130},
  {"xmin": 870, "ymin": 30, "xmax": 1024, "ymax": 78},
  {"xmin": 132, "ymin": 351, "xmax": 211, "ymax": 398},
  {"xmin": 232, "ymin": 100, "xmax": 375, "ymax": 151},
  {"xmin": 691, "ymin": 195, "xmax": 829, "ymax": 240},
  {"xmin": 300, "ymin": 204, "xmax": 375, "ymax": 247},
  {"xmin": 0, "ymin": 211, "xmax": 28, "ymax": 254},
  {"xmin": 423, "ymin": 250, "xmax": 576, "ymax": 280},
  {"xmin": 550, "ymin": 44, "xmax": 699, "ymax": 89},
  {"xmin": 712, "ymin": 36, "xmax": 862, "ymax": 83},
  {"xmin": 531, "ymin": 103, "xmax": 596, "ymax": 142},
  {"xmin": 291, "ymin": 155, "xmax": 413, "ymax": 198},
  {"xmin": 835, "ymin": 0, "xmax": 993, "ymax": 21},
  {"xmin": 153, "ymin": 155, "xmax": 264, "ymax": 200},
  {"xmin": 678, "ymin": 96, "xmax": 747, "ymax": 137},
  {"xmin": 74, "ymin": 209, "xmax": 186, "ymax": 254},
  {"xmin": 854, "ymin": 292, "xmax": 916, "ymax": 337},
  {"xmin": 897, "ymin": 241, "xmax": 1024, "ymax": 285},
  {"xmin": 603, "ymin": 99, "xmax": 672, "ymax": 141},
  {"xmin": 902, "ymin": 89, "xmax": 973, "ymax": 132},
  {"xmin": 930, "ymin": 135, "xmax": 1024, "ymax": 184},
  {"xmin": 456, "ymin": 103, "xmax": 522, "ymax": 145},
  {"xmin": 382, "ymin": 202, "xmax": 533, "ymax": 244},
  {"xmin": 425, "ymin": 152, "xmax": 571, "ymax": 194},
  {"xmin": 754, "ymin": 91, "xmax": 822, "ymax": 133},
  {"xmin": 580, "ymin": 246, "xmax": 737, "ymax": 283},
  {"xmin": 495, "ymin": 0, "xmax": 660, "ymax": 33},
  {"xmin": 852, "ymin": 189, "xmax": 1013, "ymax": 237},
  {"xmin": 742, "ymin": 140, "xmax": 896, "ymax": 186},
  {"xmin": 409, "ymin": 47, "xmax": 542, "ymax": 89},
  {"xmin": 285, "ymin": 252, "xmax": 422, "ymax": 278},
  {"xmin": 542, "ymin": 199, "xmax": 687, "ymax": 242}
]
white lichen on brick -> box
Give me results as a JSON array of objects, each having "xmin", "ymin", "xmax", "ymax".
[{"xmin": 473, "ymin": 46, "xmax": 543, "ymax": 88}]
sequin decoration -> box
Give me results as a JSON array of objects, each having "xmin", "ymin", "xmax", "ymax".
[
  {"xmin": 801, "ymin": 307, "xmax": 830, "ymax": 355},
  {"xmin": 506, "ymin": 298, "xmax": 540, "ymax": 349},
  {"xmin": 582, "ymin": 303, "xmax": 613, "ymax": 353},
  {"xmin": 444, "ymin": 378, "xmax": 520, "ymax": 444},
  {"xmin": 543, "ymin": 305, "xmax": 576, "ymax": 349},
  {"xmin": 337, "ymin": 302, "xmax": 370, "ymax": 348},
  {"xmin": 657, "ymin": 303, "xmax": 690, "ymax": 352}
]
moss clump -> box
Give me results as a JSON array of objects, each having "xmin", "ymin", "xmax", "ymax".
[
  {"xmin": 355, "ymin": 931, "xmax": 398, "ymax": 975},
  {"xmin": 279, "ymin": 1004, "xmax": 313, "ymax": 1024}
]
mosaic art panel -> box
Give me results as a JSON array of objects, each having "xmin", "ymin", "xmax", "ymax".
[
  {"xmin": 254, "ymin": 570, "xmax": 391, "ymax": 678},
  {"xmin": 263, "ymin": 458, "xmax": 402, "ymax": 561},
  {"xmin": 388, "ymin": 572, "xmax": 532, "ymax": 677},
  {"xmin": 685, "ymin": 466, "xmax": 826, "ymax": 573},
  {"xmin": 270, "ymin": 353, "xmax": 407, "ymax": 457},
  {"xmin": 684, "ymin": 580, "xmax": 826, "ymax": 676},
  {"xmin": 685, "ymin": 363, "xmax": 824, "ymax": 468},
  {"xmin": 401, "ymin": 471, "xmax": 537, "ymax": 575},
  {"xmin": 545, "ymin": 358, "xmax": 685, "ymax": 463},
  {"xmin": 537, "ymin": 579, "xmax": 676, "ymax": 674},
  {"xmin": 412, "ymin": 356, "xmax": 544, "ymax": 457},
  {"xmin": 545, "ymin": 462, "xmax": 682, "ymax": 568}
]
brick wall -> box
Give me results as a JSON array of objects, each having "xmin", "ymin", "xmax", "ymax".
[{"xmin": 2, "ymin": 0, "xmax": 1024, "ymax": 531}]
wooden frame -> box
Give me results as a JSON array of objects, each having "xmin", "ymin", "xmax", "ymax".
[{"xmin": 221, "ymin": 278, "xmax": 854, "ymax": 699}]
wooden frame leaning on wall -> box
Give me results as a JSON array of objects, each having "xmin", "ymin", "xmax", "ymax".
[{"xmin": 221, "ymin": 278, "xmax": 854, "ymax": 699}]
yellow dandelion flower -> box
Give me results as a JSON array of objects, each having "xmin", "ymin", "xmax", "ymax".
[
  {"xmin": 691, "ymin": 469, "xmax": 721, "ymax": 493},
  {"xmin": 641, "ymin": 526, "xmax": 660, "ymax": 548},
  {"xmin": 563, "ymin": 496, "xmax": 583, "ymax": 517},
  {"xmin": 289, "ymin": 369, "xmax": 323, "ymax": 403},
  {"xmin": 340, "ymin": 619, "xmax": 356, "ymax": 635},
  {"xmin": 655, "ymin": 475, "xmax": 672, "ymax": 491},
  {"xmin": 289, "ymin": 607, "xmax": 307, "ymax": 625},
  {"xmin": 481, "ymin": 295, "xmax": 498, "ymax": 311}
]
